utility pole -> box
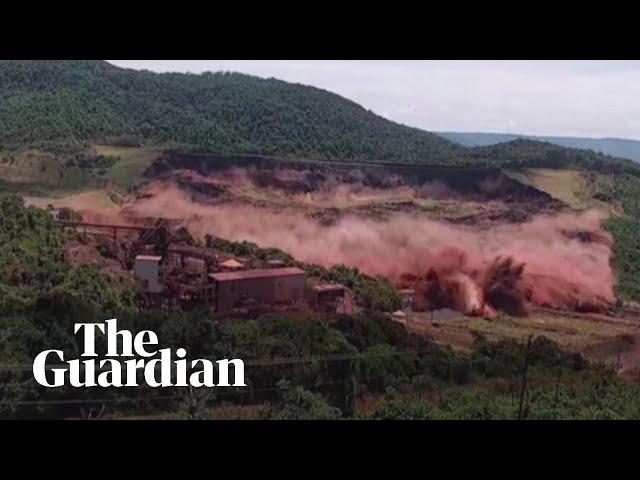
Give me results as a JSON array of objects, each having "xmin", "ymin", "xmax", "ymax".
[
  {"xmin": 615, "ymin": 349, "xmax": 622, "ymax": 373},
  {"xmin": 554, "ymin": 357, "xmax": 562, "ymax": 406},
  {"xmin": 517, "ymin": 335, "xmax": 533, "ymax": 420},
  {"xmin": 343, "ymin": 358, "xmax": 357, "ymax": 418}
]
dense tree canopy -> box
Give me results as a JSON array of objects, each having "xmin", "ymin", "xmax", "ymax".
[
  {"xmin": 0, "ymin": 194, "xmax": 136, "ymax": 315},
  {"xmin": 0, "ymin": 60, "xmax": 457, "ymax": 163},
  {"xmin": 1, "ymin": 60, "xmax": 639, "ymax": 175},
  {"xmin": 596, "ymin": 174, "xmax": 640, "ymax": 301}
]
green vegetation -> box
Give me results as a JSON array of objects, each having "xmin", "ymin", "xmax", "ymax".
[
  {"xmin": 0, "ymin": 146, "xmax": 160, "ymax": 195},
  {"xmin": 0, "ymin": 149, "xmax": 99, "ymax": 196},
  {"xmin": 3, "ymin": 61, "xmax": 640, "ymax": 419},
  {"xmin": 466, "ymin": 312, "xmax": 639, "ymax": 355},
  {"xmin": 369, "ymin": 380, "xmax": 640, "ymax": 420},
  {"xmin": 439, "ymin": 131, "xmax": 640, "ymax": 164},
  {"xmin": 8, "ymin": 199, "xmax": 630, "ymax": 421},
  {"xmin": 366, "ymin": 334, "xmax": 640, "ymax": 420},
  {"xmin": 65, "ymin": 153, "xmax": 119, "ymax": 170},
  {"xmin": 6, "ymin": 299, "xmax": 640, "ymax": 419},
  {"xmin": 307, "ymin": 264, "xmax": 401, "ymax": 312},
  {"xmin": 0, "ymin": 60, "xmax": 457, "ymax": 163},
  {"xmin": 0, "ymin": 194, "xmax": 135, "ymax": 315},
  {"xmin": 205, "ymin": 235, "xmax": 401, "ymax": 312},
  {"xmin": 267, "ymin": 380, "xmax": 342, "ymax": 420},
  {"xmin": 469, "ymin": 139, "xmax": 640, "ymax": 175},
  {"xmin": 94, "ymin": 145, "xmax": 161, "ymax": 190},
  {"xmin": 595, "ymin": 174, "xmax": 640, "ymax": 302},
  {"xmin": 0, "ymin": 198, "xmax": 637, "ymax": 420},
  {"xmin": 1, "ymin": 61, "xmax": 639, "ymax": 176},
  {"xmin": 503, "ymin": 168, "xmax": 594, "ymax": 210}
]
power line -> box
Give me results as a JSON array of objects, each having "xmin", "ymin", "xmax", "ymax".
[
  {"xmin": 0, "ymin": 348, "xmax": 434, "ymax": 409},
  {"xmin": 0, "ymin": 346, "xmax": 433, "ymax": 372},
  {"xmin": 4, "ymin": 380, "xmax": 347, "ymax": 407}
]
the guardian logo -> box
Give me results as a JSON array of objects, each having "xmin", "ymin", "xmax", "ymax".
[{"xmin": 32, "ymin": 319, "xmax": 246, "ymax": 388}]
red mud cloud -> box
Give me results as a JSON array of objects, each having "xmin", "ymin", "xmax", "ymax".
[{"xmin": 121, "ymin": 181, "xmax": 615, "ymax": 315}]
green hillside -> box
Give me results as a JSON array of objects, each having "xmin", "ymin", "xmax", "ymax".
[
  {"xmin": 439, "ymin": 131, "xmax": 640, "ymax": 163},
  {"xmin": 1, "ymin": 60, "xmax": 639, "ymax": 175},
  {"xmin": 0, "ymin": 60, "xmax": 459, "ymax": 163},
  {"xmin": 470, "ymin": 139, "xmax": 640, "ymax": 175}
]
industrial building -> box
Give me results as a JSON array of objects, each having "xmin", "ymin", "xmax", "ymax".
[
  {"xmin": 134, "ymin": 255, "xmax": 163, "ymax": 293},
  {"xmin": 266, "ymin": 259, "xmax": 286, "ymax": 269},
  {"xmin": 309, "ymin": 283, "xmax": 346, "ymax": 312},
  {"xmin": 59, "ymin": 218, "xmax": 351, "ymax": 315},
  {"xmin": 398, "ymin": 288, "xmax": 415, "ymax": 312},
  {"xmin": 209, "ymin": 267, "xmax": 307, "ymax": 312}
]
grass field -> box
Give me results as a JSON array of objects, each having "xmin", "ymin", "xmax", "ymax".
[
  {"xmin": 503, "ymin": 168, "xmax": 612, "ymax": 212},
  {"xmin": 415, "ymin": 311, "xmax": 640, "ymax": 370},
  {"xmin": 0, "ymin": 146, "xmax": 161, "ymax": 196},
  {"xmin": 23, "ymin": 190, "xmax": 122, "ymax": 215},
  {"xmin": 468, "ymin": 313, "xmax": 638, "ymax": 352},
  {"xmin": 94, "ymin": 145, "xmax": 161, "ymax": 190},
  {"xmin": 0, "ymin": 149, "xmax": 96, "ymax": 195}
]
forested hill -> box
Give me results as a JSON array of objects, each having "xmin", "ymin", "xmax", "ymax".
[
  {"xmin": 438, "ymin": 131, "xmax": 640, "ymax": 163},
  {"xmin": 0, "ymin": 60, "xmax": 638, "ymax": 174},
  {"xmin": 0, "ymin": 60, "xmax": 459, "ymax": 162}
]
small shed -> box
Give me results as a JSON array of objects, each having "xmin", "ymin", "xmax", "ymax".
[
  {"xmin": 309, "ymin": 283, "xmax": 346, "ymax": 311},
  {"xmin": 219, "ymin": 258, "xmax": 244, "ymax": 271},
  {"xmin": 398, "ymin": 288, "xmax": 415, "ymax": 311}
]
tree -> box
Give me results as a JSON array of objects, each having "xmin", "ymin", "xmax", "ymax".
[
  {"xmin": 268, "ymin": 380, "xmax": 341, "ymax": 420},
  {"xmin": 369, "ymin": 398, "xmax": 436, "ymax": 420}
]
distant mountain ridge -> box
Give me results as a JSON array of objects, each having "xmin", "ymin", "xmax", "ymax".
[{"xmin": 437, "ymin": 131, "xmax": 640, "ymax": 163}]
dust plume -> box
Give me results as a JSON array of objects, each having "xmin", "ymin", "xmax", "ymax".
[
  {"xmin": 168, "ymin": 167, "xmax": 420, "ymax": 206},
  {"xmin": 120, "ymin": 181, "xmax": 616, "ymax": 315}
]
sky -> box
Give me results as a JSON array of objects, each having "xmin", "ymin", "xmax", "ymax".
[{"xmin": 108, "ymin": 60, "xmax": 640, "ymax": 141}]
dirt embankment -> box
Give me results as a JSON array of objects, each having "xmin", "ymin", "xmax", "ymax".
[
  {"xmin": 142, "ymin": 152, "xmax": 564, "ymax": 226},
  {"xmin": 145, "ymin": 152, "xmax": 559, "ymax": 200}
]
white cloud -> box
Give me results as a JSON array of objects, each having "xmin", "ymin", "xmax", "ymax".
[{"xmin": 107, "ymin": 60, "xmax": 640, "ymax": 140}]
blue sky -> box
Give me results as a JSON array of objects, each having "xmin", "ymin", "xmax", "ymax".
[{"xmin": 108, "ymin": 61, "xmax": 640, "ymax": 140}]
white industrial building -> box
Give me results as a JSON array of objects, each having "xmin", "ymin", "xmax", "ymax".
[{"xmin": 134, "ymin": 255, "xmax": 163, "ymax": 293}]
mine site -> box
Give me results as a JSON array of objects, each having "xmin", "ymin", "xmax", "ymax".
[
  {"xmin": 22, "ymin": 149, "xmax": 640, "ymax": 377},
  {"xmin": 4, "ymin": 59, "xmax": 640, "ymax": 421}
]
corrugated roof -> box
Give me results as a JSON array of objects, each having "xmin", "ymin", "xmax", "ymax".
[
  {"xmin": 209, "ymin": 267, "xmax": 306, "ymax": 282},
  {"xmin": 220, "ymin": 259, "xmax": 244, "ymax": 268},
  {"xmin": 312, "ymin": 283, "xmax": 345, "ymax": 292},
  {"xmin": 136, "ymin": 255, "xmax": 162, "ymax": 262}
]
